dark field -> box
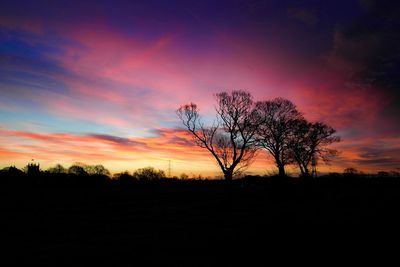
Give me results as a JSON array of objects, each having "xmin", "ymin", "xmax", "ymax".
[{"xmin": 2, "ymin": 174, "xmax": 400, "ymax": 265}]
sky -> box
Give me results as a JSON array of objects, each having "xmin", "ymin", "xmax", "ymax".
[{"xmin": 0, "ymin": 0, "xmax": 399, "ymax": 176}]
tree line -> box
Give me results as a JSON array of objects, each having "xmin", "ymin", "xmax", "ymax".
[
  {"xmin": 177, "ymin": 90, "xmax": 340, "ymax": 180},
  {"xmin": 8, "ymin": 163, "xmax": 167, "ymax": 181}
]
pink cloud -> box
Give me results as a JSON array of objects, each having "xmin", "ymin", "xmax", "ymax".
[{"xmin": 52, "ymin": 26, "xmax": 289, "ymax": 103}]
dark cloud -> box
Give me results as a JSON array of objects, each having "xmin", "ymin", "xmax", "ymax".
[
  {"xmin": 149, "ymin": 128, "xmax": 195, "ymax": 147},
  {"xmin": 89, "ymin": 134, "xmax": 145, "ymax": 147},
  {"xmin": 353, "ymin": 146, "xmax": 400, "ymax": 167},
  {"xmin": 328, "ymin": 0, "xmax": 400, "ymax": 133},
  {"xmin": 354, "ymin": 158, "xmax": 400, "ymax": 166},
  {"xmin": 168, "ymin": 135, "xmax": 194, "ymax": 147}
]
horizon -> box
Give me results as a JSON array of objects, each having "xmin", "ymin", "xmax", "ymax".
[{"xmin": 1, "ymin": 0, "xmax": 399, "ymax": 176}]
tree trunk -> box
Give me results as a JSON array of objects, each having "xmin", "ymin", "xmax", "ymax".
[
  {"xmin": 278, "ymin": 165, "xmax": 286, "ymax": 177},
  {"xmin": 224, "ymin": 170, "xmax": 233, "ymax": 181},
  {"xmin": 302, "ymin": 165, "xmax": 310, "ymax": 178},
  {"xmin": 298, "ymin": 163, "xmax": 305, "ymax": 176}
]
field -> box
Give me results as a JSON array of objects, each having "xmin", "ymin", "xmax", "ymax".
[{"xmin": 2, "ymin": 174, "xmax": 400, "ymax": 265}]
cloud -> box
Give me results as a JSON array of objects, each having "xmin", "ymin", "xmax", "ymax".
[
  {"xmin": 325, "ymin": 0, "xmax": 400, "ymax": 134},
  {"xmin": 332, "ymin": 136, "xmax": 400, "ymax": 171},
  {"xmin": 148, "ymin": 128, "xmax": 195, "ymax": 147},
  {"xmin": 88, "ymin": 134, "xmax": 145, "ymax": 147},
  {"xmin": 353, "ymin": 148, "xmax": 400, "ymax": 167}
]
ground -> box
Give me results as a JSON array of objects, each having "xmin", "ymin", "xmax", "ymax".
[{"xmin": 1, "ymin": 175, "xmax": 399, "ymax": 265}]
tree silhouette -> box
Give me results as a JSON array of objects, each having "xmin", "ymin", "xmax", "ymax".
[
  {"xmin": 0, "ymin": 166, "xmax": 23, "ymax": 175},
  {"xmin": 132, "ymin": 167, "xmax": 166, "ymax": 181},
  {"xmin": 47, "ymin": 164, "xmax": 67, "ymax": 174},
  {"xmin": 113, "ymin": 171, "xmax": 137, "ymax": 184},
  {"xmin": 289, "ymin": 120, "xmax": 340, "ymax": 177},
  {"xmin": 177, "ymin": 90, "xmax": 260, "ymax": 181},
  {"xmin": 68, "ymin": 164, "xmax": 88, "ymax": 176},
  {"xmin": 84, "ymin": 164, "xmax": 110, "ymax": 176},
  {"xmin": 343, "ymin": 167, "xmax": 360, "ymax": 176},
  {"xmin": 255, "ymin": 98, "xmax": 303, "ymax": 177}
]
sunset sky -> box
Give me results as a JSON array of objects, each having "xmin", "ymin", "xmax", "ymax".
[{"xmin": 0, "ymin": 0, "xmax": 399, "ymax": 176}]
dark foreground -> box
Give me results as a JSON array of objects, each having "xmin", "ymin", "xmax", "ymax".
[{"xmin": 2, "ymin": 174, "xmax": 400, "ymax": 265}]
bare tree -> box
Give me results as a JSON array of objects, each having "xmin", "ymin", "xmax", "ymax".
[
  {"xmin": 289, "ymin": 120, "xmax": 340, "ymax": 177},
  {"xmin": 255, "ymin": 98, "xmax": 303, "ymax": 177},
  {"xmin": 177, "ymin": 90, "xmax": 260, "ymax": 181}
]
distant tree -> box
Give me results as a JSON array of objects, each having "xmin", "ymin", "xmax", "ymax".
[
  {"xmin": 390, "ymin": 171, "xmax": 400, "ymax": 178},
  {"xmin": 255, "ymin": 98, "xmax": 303, "ymax": 177},
  {"xmin": 133, "ymin": 167, "xmax": 166, "ymax": 182},
  {"xmin": 85, "ymin": 164, "xmax": 110, "ymax": 176},
  {"xmin": 343, "ymin": 167, "xmax": 359, "ymax": 176},
  {"xmin": 377, "ymin": 171, "xmax": 390, "ymax": 177},
  {"xmin": 289, "ymin": 120, "xmax": 340, "ymax": 177},
  {"xmin": 180, "ymin": 173, "xmax": 189, "ymax": 180},
  {"xmin": 1, "ymin": 166, "xmax": 24, "ymax": 174},
  {"xmin": 113, "ymin": 171, "xmax": 137, "ymax": 183},
  {"xmin": 328, "ymin": 172, "xmax": 342, "ymax": 178},
  {"xmin": 193, "ymin": 174, "xmax": 204, "ymax": 180},
  {"xmin": 177, "ymin": 90, "xmax": 260, "ymax": 181},
  {"xmin": 68, "ymin": 164, "xmax": 88, "ymax": 176},
  {"xmin": 47, "ymin": 164, "xmax": 67, "ymax": 174}
]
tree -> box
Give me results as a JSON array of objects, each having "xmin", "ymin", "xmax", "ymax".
[
  {"xmin": 47, "ymin": 164, "xmax": 67, "ymax": 174},
  {"xmin": 255, "ymin": 98, "xmax": 303, "ymax": 177},
  {"xmin": 84, "ymin": 164, "xmax": 110, "ymax": 176},
  {"xmin": 180, "ymin": 173, "xmax": 189, "ymax": 180},
  {"xmin": 177, "ymin": 90, "xmax": 260, "ymax": 181},
  {"xmin": 289, "ymin": 120, "xmax": 340, "ymax": 177},
  {"xmin": 113, "ymin": 171, "xmax": 137, "ymax": 184},
  {"xmin": 132, "ymin": 167, "xmax": 166, "ymax": 182},
  {"xmin": 1, "ymin": 166, "xmax": 24, "ymax": 175},
  {"xmin": 68, "ymin": 164, "xmax": 88, "ymax": 176},
  {"xmin": 343, "ymin": 167, "xmax": 359, "ymax": 176}
]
